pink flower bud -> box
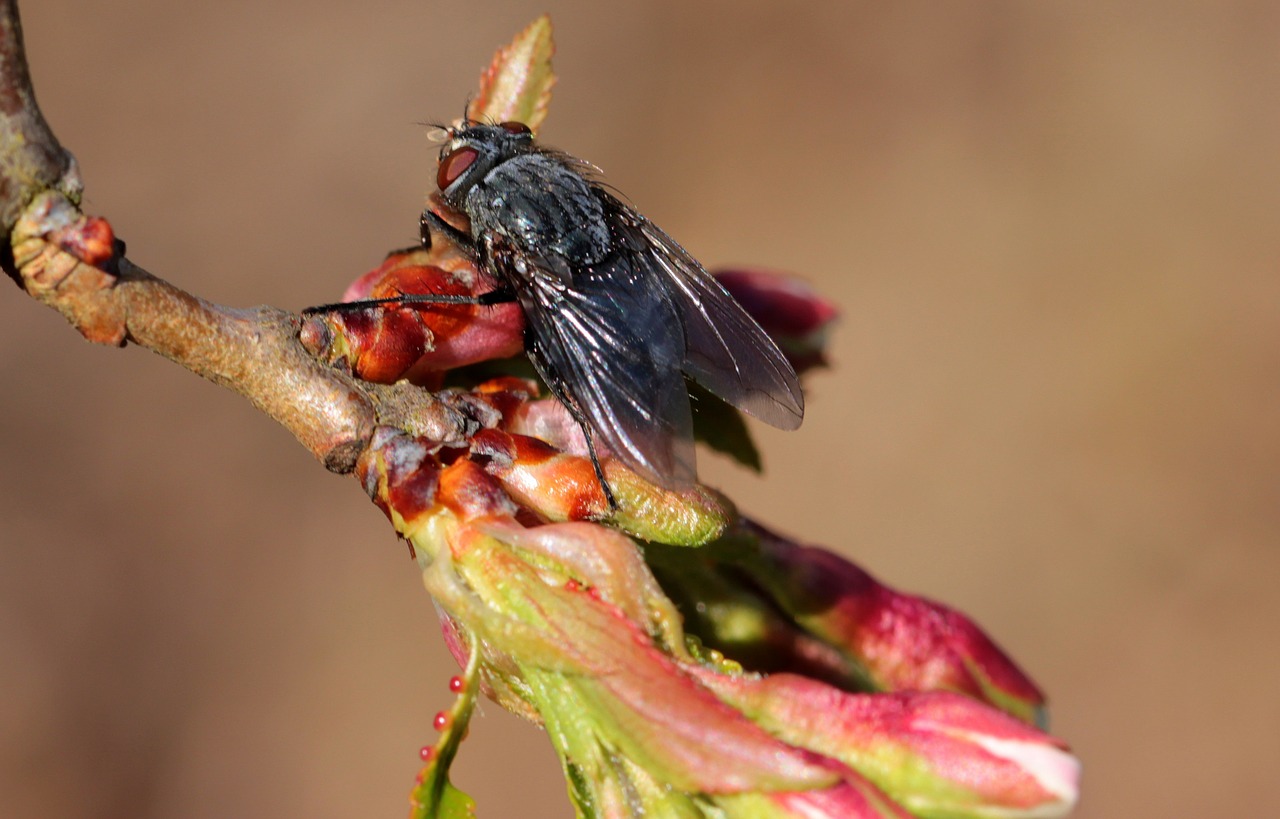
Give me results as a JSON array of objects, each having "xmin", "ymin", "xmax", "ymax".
[
  {"xmin": 699, "ymin": 671, "xmax": 1079, "ymax": 818},
  {"xmin": 304, "ymin": 247, "xmax": 523, "ymax": 384},
  {"xmin": 659, "ymin": 521, "xmax": 1048, "ymax": 724}
]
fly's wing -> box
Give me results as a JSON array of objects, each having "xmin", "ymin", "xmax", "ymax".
[
  {"xmin": 604, "ymin": 196, "xmax": 805, "ymax": 430},
  {"xmin": 511, "ymin": 244, "xmax": 698, "ymax": 488}
]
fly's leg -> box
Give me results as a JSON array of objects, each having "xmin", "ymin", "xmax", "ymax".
[
  {"xmin": 305, "ymin": 212, "xmax": 500, "ymax": 314},
  {"xmin": 563, "ymin": 401, "xmax": 619, "ymax": 515},
  {"xmin": 421, "ymin": 210, "xmax": 476, "ymax": 256},
  {"xmin": 524, "ymin": 338, "xmax": 619, "ymax": 515},
  {"xmin": 302, "ymin": 287, "xmax": 516, "ymax": 316}
]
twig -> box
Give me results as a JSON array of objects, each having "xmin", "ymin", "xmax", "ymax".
[
  {"xmin": 0, "ymin": 0, "xmax": 464, "ymax": 473},
  {"xmin": 0, "ymin": 0, "xmax": 74, "ymax": 250}
]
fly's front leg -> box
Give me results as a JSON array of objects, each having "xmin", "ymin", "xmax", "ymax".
[
  {"xmin": 561, "ymin": 402, "xmax": 619, "ymax": 515},
  {"xmin": 421, "ymin": 210, "xmax": 477, "ymax": 257},
  {"xmin": 303, "ymin": 212, "xmax": 497, "ymax": 315},
  {"xmin": 576, "ymin": 414, "xmax": 620, "ymax": 515},
  {"xmin": 302, "ymin": 287, "xmax": 516, "ymax": 316}
]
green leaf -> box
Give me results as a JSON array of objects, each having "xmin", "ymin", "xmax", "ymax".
[
  {"xmin": 471, "ymin": 15, "xmax": 557, "ymax": 133},
  {"xmin": 431, "ymin": 784, "xmax": 477, "ymax": 819}
]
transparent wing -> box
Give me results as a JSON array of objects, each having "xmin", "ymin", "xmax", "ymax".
[
  {"xmin": 605, "ymin": 196, "xmax": 805, "ymax": 430},
  {"xmin": 514, "ymin": 248, "xmax": 698, "ymax": 488}
]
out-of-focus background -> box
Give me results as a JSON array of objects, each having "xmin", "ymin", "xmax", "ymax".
[{"xmin": 2, "ymin": 2, "xmax": 1276, "ymax": 816}]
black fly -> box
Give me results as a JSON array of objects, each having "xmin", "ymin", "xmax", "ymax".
[{"xmin": 311, "ymin": 119, "xmax": 803, "ymax": 511}]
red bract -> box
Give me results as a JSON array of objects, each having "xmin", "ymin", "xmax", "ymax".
[
  {"xmin": 470, "ymin": 426, "xmax": 612, "ymax": 519},
  {"xmin": 300, "ymin": 244, "xmax": 524, "ymax": 385}
]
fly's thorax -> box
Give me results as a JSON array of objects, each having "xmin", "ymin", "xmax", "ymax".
[{"xmin": 466, "ymin": 152, "xmax": 612, "ymax": 266}]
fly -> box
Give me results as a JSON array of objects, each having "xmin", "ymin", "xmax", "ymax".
[{"xmin": 309, "ymin": 118, "xmax": 804, "ymax": 511}]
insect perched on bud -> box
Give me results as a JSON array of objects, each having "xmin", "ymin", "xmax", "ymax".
[{"xmin": 310, "ymin": 116, "xmax": 804, "ymax": 511}]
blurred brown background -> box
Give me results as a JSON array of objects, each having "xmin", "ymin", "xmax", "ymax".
[{"xmin": 2, "ymin": 2, "xmax": 1277, "ymax": 817}]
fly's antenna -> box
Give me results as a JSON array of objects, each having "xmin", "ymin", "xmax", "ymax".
[{"xmin": 424, "ymin": 121, "xmax": 452, "ymax": 144}]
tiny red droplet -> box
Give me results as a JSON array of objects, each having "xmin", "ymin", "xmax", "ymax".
[
  {"xmin": 564, "ymin": 579, "xmax": 581, "ymax": 591},
  {"xmin": 448, "ymin": 676, "xmax": 464, "ymax": 693},
  {"xmin": 437, "ymin": 146, "xmax": 478, "ymax": 190},
  {"xmin": 586, "ymin": 587, "xmax": 602, "ymax": 600},
  {"xmin": 433, "ymin": 711, "xmax": 451, "ymax": 731},
  {"xmin": 499, "ymin": 121, "xmax": 531, "ymax": 135},
  {"xmin": 419, "ymin": 745, "xmax": 435, "ymax": 762}
]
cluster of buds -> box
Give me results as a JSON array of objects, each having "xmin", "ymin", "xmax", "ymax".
[
  {"xmin": 350, "ymin": 412, "xmax": 1077, "ymax": 818},
  {"xmin": 300, "ymin": 15, "xmax": 1080, "ymax": 817},
  {"xmin": 301, "ymin": 251, "xmax": 1077, "ymax": 817}
]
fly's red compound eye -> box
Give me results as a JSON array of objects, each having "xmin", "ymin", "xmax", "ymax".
[
  {"xmin": 437, "ymin": 146, "xmax": 478, "ymax": 190},
  {"xmin": 499, "ymin": 121, "xmax": 531, "ymax": 136}
]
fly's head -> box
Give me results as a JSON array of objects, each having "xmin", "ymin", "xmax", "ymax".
[{"xmin": 436, "ymin": 120, "xmax": 535, "ymax": 206}]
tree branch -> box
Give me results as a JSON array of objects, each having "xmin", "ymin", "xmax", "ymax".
[
  {"xmin": 0, "ymin": 0, "xmax": 465, "ymax": 473},
  {"xmin": 0, "ymin": 0, "xmax": 75, "ymax": 255}
]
